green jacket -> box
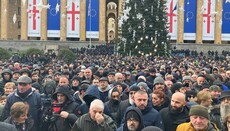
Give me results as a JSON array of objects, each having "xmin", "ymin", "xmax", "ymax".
[{"xmin": 71, "ymin": 113, "xmax": 116, "ymax": 131}]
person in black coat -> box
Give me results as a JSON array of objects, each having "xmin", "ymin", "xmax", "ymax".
[
  {"xmin": 160, "ymin": 92, "xmax": 190, "ymax": 131},
  {"xmin": 105, "ymin": 87, "xmax": 121, "ymax": 123},
  {"xmin": 117, "ymin": 107, "xmax": 144, "ymax": 131},
  {"xmin": 116, "ymin": 85, "xmax": 140, "ymax": 127},
  {"xmin": 47, "ymin": 86, "xmax": 79, "ymax": 131}
]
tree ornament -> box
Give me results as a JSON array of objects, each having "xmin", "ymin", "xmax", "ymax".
[
  {"xmin": 126, "ymin": 0, "xmax": 130, "ymax": 4},
  {"xmin": 136, "ymin": 13, "xmax": 143, "ymax": 19},
  {"xmin": 118, "ymin": 19, "xmax": 124, "ymax": 27}
]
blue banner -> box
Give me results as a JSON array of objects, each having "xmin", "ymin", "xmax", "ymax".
[
  {"xmin": 184, "ymin": 0, "xmax": 197, "ymax": 33},
  {"xmin": 47, "ymin": 0, "xmax": 60, "ymax": 37},
  {"xmin": 86, "ymin": 0, "xmax": 99, "ymax": 38},
  {"xmin": 222, "ymin": 2, "xmax": 230, "ymax": 34}
]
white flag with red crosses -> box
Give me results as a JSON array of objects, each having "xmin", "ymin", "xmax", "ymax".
[
  {"xmin": 202, "ymin": 0, "xmax": 216, "ymax": 40},
  {"xmin": 28, "ymin": 0, "xmax": 41, "ymax": 37},
  {"xmin": 67, "ymin": 0, "xmax": 80, "ymax": 38},
  {"xmin": 166, "ymin": 0, "xmax": 178, "ymax": 40}
]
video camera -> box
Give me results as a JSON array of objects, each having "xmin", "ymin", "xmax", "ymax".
[{"xmin": 42, "ymin": 97, "xmax": 62, "ymax": 123}]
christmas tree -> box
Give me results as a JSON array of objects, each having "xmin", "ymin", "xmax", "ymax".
[{"xmin": 118, "ymin": 0, "xmax": 170, "ymax": 56}]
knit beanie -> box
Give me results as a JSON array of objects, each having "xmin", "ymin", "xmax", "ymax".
[
  {"xmin": 137, "ymin": 82, "xmax": 148, "ymax": 91},
  {"xmin": 126, "ymin": 110, "xmax": 140, "ymax": 121},
  {"xmin": 154, "ymin": 77, "xmax": 164, "ymax": 85},
  {"xmin": 189, "ymin": 105, "xmax": 209, "ymax": 119}
]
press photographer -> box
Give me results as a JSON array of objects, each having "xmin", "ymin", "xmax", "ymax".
[{"xmin": 42, "ymin": 85, "xmax": 79, "ymax": 131}]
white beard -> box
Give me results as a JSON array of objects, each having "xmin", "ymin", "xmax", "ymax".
[
  {"xmin": 220, "ymin": 104, "xmax": 230, "ymax": 122},
  {"xmin": 129, "ymin": 97, "xmax": 134, "ymax": 105}
]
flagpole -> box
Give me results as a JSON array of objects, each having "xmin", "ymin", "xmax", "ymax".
[{"xmin": 89, "ymin": 0, "xmax": 92, "ymax": 49}]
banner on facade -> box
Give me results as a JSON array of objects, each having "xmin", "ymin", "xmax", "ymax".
[
  {"xmin": 67, "ymin": 0, "xmax": 80, "ymax": 38},
  {"xmin": 222, "ymin": 1, "xmax": 230, "ymax": 41},
  {"xmin": 202, "ymin": 0, "xmax": 215, "ymax": 40},
  {"xmin": 184, "ymin": 0, "xmax": 197, "ymax": 40},
  {"xmin": 28, "ymin": 0, "xmax": 41, "ymax": 37},
  {"xmin": 47, "ymin": 0, "xmax": 60, "ymax": 37},
  {"xmin": 86, "ymin": 0, "xmax": 99, "ymax": 38},
  {"xmin": 166, "ymin": 0, "xmax": 178, "ymax": 40}
]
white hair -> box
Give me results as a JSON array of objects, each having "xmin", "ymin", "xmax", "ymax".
[{"xmin": 90, "ymin": 99, "xmax": 104, "ymax": 110}]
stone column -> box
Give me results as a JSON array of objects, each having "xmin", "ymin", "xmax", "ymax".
[
  {"xmin": 41, "ymin": 0, "xmax": 47, "ymax": 40},
  {"xmin": 80, "ymin": 0, "xmax": 86, "ymax": 41},
  {"xmin": 1, "ymin": 0, "xmax": 9, "ymax": 40},
  {"xmin": 177, "ymin": 0, "xmax": 184, "ymax": 43},
  {"xmin": 99, "ymin": 0, "xmax": 106, "ymax": 42},
  {"xmin": 21, "ymin": 0, "xmax": 28, "ymax": 40},
  {"xmin": 196, "ymin": 0, "xmax": 203, "ymax": 44},
  {"xmin": 214, "ymin": 0, "xmax": 222, "ymax": 44},
  {"xmin": 60, "ymin": 0, "xmax": 67, "ymax": 41},
  {"xmin": 118, "ymin": 0, "xmax": 123, "ymax": 17}
]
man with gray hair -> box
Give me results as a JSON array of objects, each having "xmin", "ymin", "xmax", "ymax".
[
  {"xmin": 210, "ymin": 90, "xmax": 230, "ymax": 129},
  {"xmin": 72, "ymin": 99, "xmax": 116, "ymax": 131}
]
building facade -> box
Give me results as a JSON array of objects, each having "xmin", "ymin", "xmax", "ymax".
[{"xmin": 0, "ymin": 0, "xmax": 230, "ymax": 44}]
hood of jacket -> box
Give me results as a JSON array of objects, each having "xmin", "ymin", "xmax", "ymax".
[
  {"xmin": 1, "ymin": 69, "xmax": 12, "ymax": 81},
  {"xmin": 52, "ymin": 87, "xmax": 74, "ymax": 102},
  {"xmin": 123, "ymin": 107, "xmax": 145, "ymax": 131},
  {"xmin": 83, "ymin": 85, "xmax": 100, "ymax": 106}
]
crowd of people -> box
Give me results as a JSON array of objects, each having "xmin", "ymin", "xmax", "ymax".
[{"xmin": 0, "ymin": 50, "xmax": 230, "ymax": 131}]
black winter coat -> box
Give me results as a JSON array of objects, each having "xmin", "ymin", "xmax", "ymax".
[{"xmin": 160, "ymin": 105, "xmax": 190, "ymax": 131}]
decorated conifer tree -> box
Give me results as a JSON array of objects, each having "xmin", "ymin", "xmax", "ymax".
[{"xmin": 118, "ymin": 0, "xmax": 170, "ymax": 56}]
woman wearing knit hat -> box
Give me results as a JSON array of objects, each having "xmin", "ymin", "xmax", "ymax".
[{"xmin": 176, "ymin": 105, "xmax": 219, "ymax": 131}]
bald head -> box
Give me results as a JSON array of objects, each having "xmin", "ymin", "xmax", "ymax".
[
  {"xmin": 170, "ymin": 92, "xmax": 186, "ymax": 112},
  {"xmin": 172, "ymin": 92, "xmax": 186, "ymax": 103},
  {"xmin": 115, "ymin": 73, "xmax": 123, "ymax": 82}
]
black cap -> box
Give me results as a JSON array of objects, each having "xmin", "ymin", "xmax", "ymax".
[
  {"xmin": 219, "ymin": 90, "xmax": 230, "ymax": 101},
  {"xmin": 149, "ymin": 68, "xmax": 156, "ymax": 73},
  {"xmin": 99, "ymin": 77, "xmax": 108, "ymax": 82},
  {"xmin": 126, "ymin": 110, "xmax": 140, "ymax": 121}
]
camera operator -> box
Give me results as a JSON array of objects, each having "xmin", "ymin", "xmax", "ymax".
[{"xmin": 48, "ymin": 86, "xmax": 79, "ymax": 131}]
